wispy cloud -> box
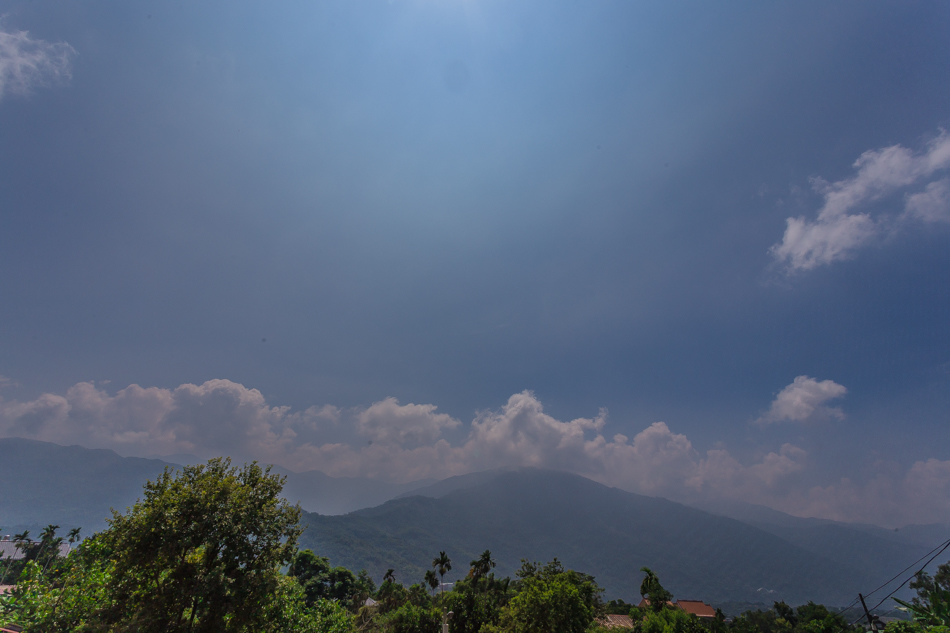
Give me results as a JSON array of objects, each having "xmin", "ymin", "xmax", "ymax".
[
  {"xmin": 756, "ymin": 375, "xmax": 847, "ymax": 425},
  {"xmin": 0, "ymin": 379, "xmax": 946, "ymax": 526},
  {"xmin": 0, "ymin": 23, "xmax": 76, "ymax": 101},
  {"xmin": 903, "ymin": 178, "xmax": 950, "ymax": 224},
  {"xmin": 771, "ymin": 131, "xmax": 950, "ymax": 272}
]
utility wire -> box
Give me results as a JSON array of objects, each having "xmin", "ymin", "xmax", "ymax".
[
  {"xmin": 848, "ymin": 536, "xmax": 950, "ymax": 627},
  {"xmin": 841, "ymin": 536, "xmax": 950, "ymax": 622},
  {"xmin": 865, "ymin": 537, "xmax": 950, "ymax": 601},
  {"xmin": 868, "ymin": 538, "xmax": 950, "ymax": 612}
]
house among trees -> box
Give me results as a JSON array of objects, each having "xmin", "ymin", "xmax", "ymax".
[
  {"xmin": 675, "ymin": 600, "xmax": 717, "ymax": 619},
  {"xmin": 637, "ymin": 598, "xmax": 717, "ymax": 618},
  {"xmin": 599, "ymin": 614, "xmax": 635, "ymax": 628},
  {"xmin": 0, "ymin": 540, "xmax": 71, "ymax": 560}
]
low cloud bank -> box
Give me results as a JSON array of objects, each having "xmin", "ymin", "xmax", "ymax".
[
  {"xmin": 0, "ymin": 378, "xmax": 946, "ymax": 527},
  {"xmin": 771, "ymin": 130, "xmax": 950, "ymax": 272}
]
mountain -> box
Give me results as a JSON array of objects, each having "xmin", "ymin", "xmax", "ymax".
[
  {"xmin": 0, "ymin": 437, "xmax": 176, "ymax": 533},
  {"xmin": 0, "ymin": 437, "xmax": 429, "ymax": 533},
  {"xmin": 276, "ymin": 467, "xmax": 435, "ymax": 516},
  {"xmin": 298, "ymin": 468, "xmax": 932, "ymax": 606},
  {"xmin": 689, "ymin": 498, "xmax": 949, "ymax": 588}
]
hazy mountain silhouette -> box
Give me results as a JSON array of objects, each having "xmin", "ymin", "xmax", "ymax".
[
  {"xmin": 274, "ymin": 466, "xmax": 434, "ymax": 516},
  {"xmin": 0, "ymin": 437, "xmax": 175, "ymax": 533},
  {"xmin": 0, "ymin": 438, "xmax": 429, "ymax": 532}
]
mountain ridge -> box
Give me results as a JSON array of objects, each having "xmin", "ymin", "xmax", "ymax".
[{"xmin": 299, "ymin": 468, "xmax": 932, "ymax": 605}]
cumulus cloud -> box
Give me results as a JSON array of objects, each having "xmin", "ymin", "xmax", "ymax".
[
  {"xmin": 757, "ymin": 376, "xmax": 847, "ymax": 425},
  {"xmin": 1, "ymin": 380, "xmax": 947, "ymax": 526},
  {"xmin": 771, "ymin": 131, "xmax": 950, "ymax": 272},
  {"xmin": 0, "ymin": 24, "xmax": 76, "ymax": 100},
  {"xmin": 358, "ymin": 397, "xmax": 461, "ymax": 446}
]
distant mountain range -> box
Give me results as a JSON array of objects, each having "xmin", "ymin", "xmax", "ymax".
[
  {"xmin": 0, "ymin": 437, "xmax": 173, "ymax": 534},
  {"xmin": 2, "ymin": 437, "xmax": 947, "ymax": 607}
]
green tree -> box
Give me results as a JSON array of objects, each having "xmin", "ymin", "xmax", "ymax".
[
  {"xmin": 894, "ymin": 560, "xmax": 950, "ymax": 627},
  {"xmin": 728, "ymin": 603, "xmax": 857, "ymax": 633},
  {"xmin": 605, "ymin": 598, "xmax": 634, "ymax": 615},
  {"xmin": 98, "ymin": 457, "xmax": 302, "ymax": 633},
  {"xmin": 425, "ymin": 570, "xmax": 440, "ymax": 596},
  {"xmin": 639, "ymin": 567, "xmax": 672, "ymax": 613},
  {"xmin": 638, "ymin": 605, "xmax": 703, "ymax": 633},
  {"xmin": 488, "ymin": 558, "xmax": 602, "ymax": 633},
  {"xmin": 470, "ymin": 550, "xmax": 497, "ymax": 582},
  {"xmin": 289, "ymin": 549, "xmax": 366, "ymax": 610},
  {"xmin": 729, "ymin": 608, "xmax": 780, "ymax": 633},
  {"xmin": 0, "ymin": 530, "xmax": 29, "ymax": 585},
  {"xmin": 0, "ymin": 534, "xmax": 113, "ymax": 633},
  {"xmin": 793, "ymin": 601, "xmax": 852, "ymax": 633},
  {"xmin": 377, "ymin": 576, "xmax": 409, "ymax": 614},
  {"xmin": 445, "ymin": 572, "xmax": 511, "ymax": 633},
  {"xmin": 378, "ymin": 602, "xmax": 441, "ymax": 633},
  {"xmin": 263, "ymin": 574, "xmax": 355, "ymax": 633},
  {"xmin": 433, "ymin": 551, "xmax": 452, "ymax": 599}
]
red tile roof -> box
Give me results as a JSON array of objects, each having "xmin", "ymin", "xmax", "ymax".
[{"xmin": 676, "ymin": 600, "xmax": 716, "ymax": 618}]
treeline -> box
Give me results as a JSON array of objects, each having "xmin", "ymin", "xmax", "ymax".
[{"xmin": 0, "ymin": 459, "xmax": 945, "ymax": 633}]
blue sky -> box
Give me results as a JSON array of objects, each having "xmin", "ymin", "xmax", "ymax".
[{"xmin": 1, "ymin": 0, "xmax": 949, "ymax": 527}]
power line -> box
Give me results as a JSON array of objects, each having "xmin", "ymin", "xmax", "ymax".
[
  {"xmin": 849, "ymin": 536, "xmax": 950, "ymax": 627},
  {"xmin": 864, "ymin": 537, "xmax": 950, "ymax": 601},
  {"xmin": 868, "ymin": 538, "xmax": 950, "ymax": 613}
]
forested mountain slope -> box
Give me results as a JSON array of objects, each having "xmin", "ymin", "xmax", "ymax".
[{"xmin": 299, "ymin": 468, "xmax": 931, "ymax": 606}]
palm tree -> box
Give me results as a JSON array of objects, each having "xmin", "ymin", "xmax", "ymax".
[
  {"xmin": 0, "ymin": 530, "xmax": 30, "ymax": 585},
  {"xmin": 470, "ymin": 550, "xmax": 496, "ymax": 581},
  {"xmin": 639, "ymin": 566, "xmax": 671, "ymax": 612},
  {"xmin": 432, "ymin": 551, "xmax": 452, "ymax": 598},
  {"xmin": 51, "ymin": 529, "xmax": 84, "ymax": 621},
  {"xmin": 13, "ymin": 530, "xmax": 30, "ymax": 550},
  {"xmin": 383, "ymin": 568, "xmax": 396, "ymax": 584},
  {"xmin": 424, "ymin": 569, "xmax": 439, "ymax": 595},
  {"xmin": 35, "ymin": 524, "xmax": 60, "ymax": 569},
  {"xmin": 42, "ymin": 536, "xmax": 65, "ymax": 574}
]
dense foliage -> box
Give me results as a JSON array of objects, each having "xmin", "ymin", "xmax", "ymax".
[{"xmin": 893, "ymin": 561, "xmax": 950, "ymax": 629}]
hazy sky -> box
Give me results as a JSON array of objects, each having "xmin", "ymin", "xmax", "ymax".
[{"xmin": 1, "ymin": 0, "xmax": 949, "ymax": 527}]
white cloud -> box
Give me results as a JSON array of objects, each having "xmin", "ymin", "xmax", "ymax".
[
  {"xmin": 1, "ymin": 380, "xmax": 947, "ymax": 526},
  {"xmin": 757, "ymin": 375, "xmax": 847, "ymax": 425},
  {"xmin": 0, "ymin": 24, "xmax": 76, "ymax": 100},
  {"xmin": 773, "ymin": 457, "xmax": 950, "ymax": 527},
  {"xmin": 465, "ymin": 391, "xmax": 606, "ymax": 472},
  {"xmin": 771, "ymin": 131, "xmax": 950, "ymax": 272},
  {"xmin": 903, "ymin": 178, "xmax": 950, "ymax": 223},
  {"xmin": 358, "ymin": 397, "xmax": 461, "ymax": 446}
]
